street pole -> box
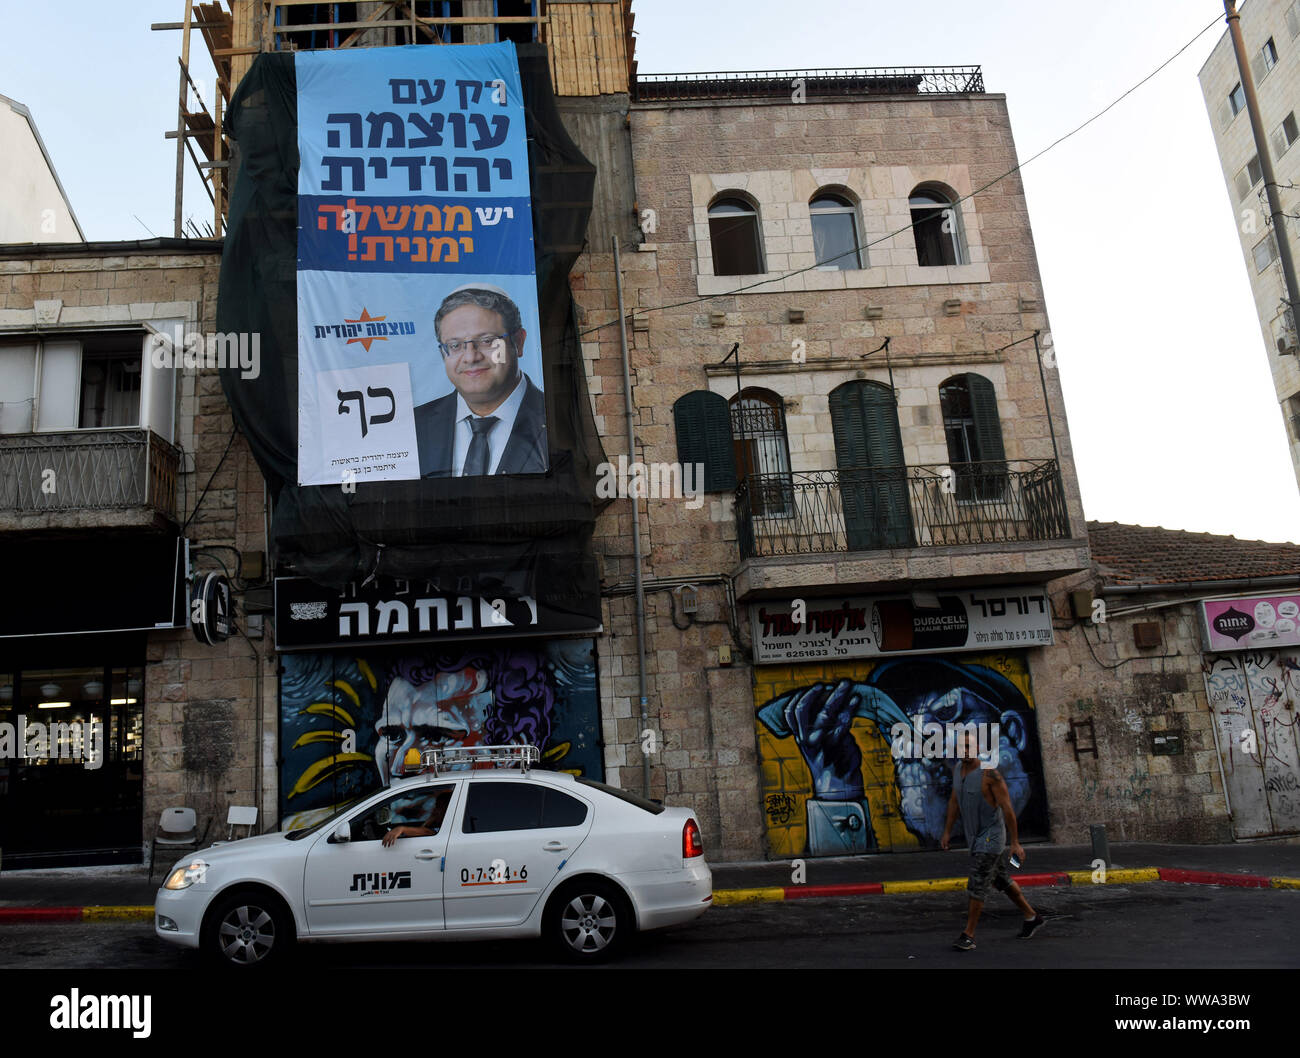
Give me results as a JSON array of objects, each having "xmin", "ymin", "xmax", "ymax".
[{"xmin": 1225, "ymin": 1, "xmax": 1300, "ymax": 346}]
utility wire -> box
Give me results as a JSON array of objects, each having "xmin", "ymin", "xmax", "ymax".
[{"xmin": 576, "ymin": 12, "xmax": 1226, "ymax": 344}]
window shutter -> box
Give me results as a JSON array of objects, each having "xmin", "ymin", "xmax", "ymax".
[
  {"xmin": 673, "ymin": 390, "xmax": 736, "ymax": 492},
  {"xmin": 829, "ymin": 382, "xmax": 911, "ymax": 549},
  {"xmin": 1235, "ymin": 167, "xmax": 1253, "ymax": 201},
  {"xmin": 1218, "ymin": 99, "xmax": 1235, "ymax": 131},
  {"xmin": 966, "ymin": 373, "xmax": 1007, "ymax": 467},
  {"xmin": 1289, "ymin": 3, "xmax": 1300, "ymax": 39},
  {"xmin": 829, "ymin": 384, "xmax": 871, "ymax": 469},
  {"xmin": 1250, "ymin": 50, "xmax": 1268, "ymax": 85}
]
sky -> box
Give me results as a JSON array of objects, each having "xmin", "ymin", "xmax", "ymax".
[{"xmin": 1, "ymin": 0, "xmax": 1296, "ymax": 543}]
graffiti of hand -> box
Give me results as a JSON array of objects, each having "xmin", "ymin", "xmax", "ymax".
[{"xmin": 781, "ymin": 680, "xmax": 865, "ymax": 801}]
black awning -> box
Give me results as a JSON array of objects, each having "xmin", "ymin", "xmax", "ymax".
[{"xmin": 0, "ymin": 533, "xmax": 186, "ymax": 638}]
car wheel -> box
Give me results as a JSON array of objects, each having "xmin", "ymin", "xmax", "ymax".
[
  {"xmin": 545, "ymin": 880, "xmax": 631, "ymax": 963},
  {"xmin": 204, "ymin": 890, "xmax": 292, "ymax": 969}
]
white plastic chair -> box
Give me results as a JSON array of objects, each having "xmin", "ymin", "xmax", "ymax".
[
  {"xmin": 149, "ymin": 807, "xmax": 209, "ymax": 880},
  {"xmin": 225, "ymin": 805, "xmax": 258, "ymax": 841}
]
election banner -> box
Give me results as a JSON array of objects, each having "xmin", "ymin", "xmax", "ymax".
[{"xmin": 296, "ymin": 42, "xmax": 546, "ymax": 486}]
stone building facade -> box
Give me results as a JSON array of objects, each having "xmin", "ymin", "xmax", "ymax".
[
  {"xmin": 1036, "ymin": 522, "xmax": 1300, "ymax": 847},
  {"xmin": 572, "ymin": 74, "xmax": 1091, "ymax": 861},
  {"xmin": 0, "ymin": 241, "xmax": 271, "ymax": 866}
]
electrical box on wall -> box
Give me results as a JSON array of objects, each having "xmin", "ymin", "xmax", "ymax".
[
  {"xmin": 1151, "ymin": 732, "xmax": 1183, "ymax": 756},
  {"xmin": 674, "ymin": 583, "xmax": 699, "ymax": 614},
  {"xmin": 1069, "ymin": 590, "xmax": 1093, "ymax": 619},
  {"xmin": 1133, "ymin": 621, "xmax": 1162, "ymax": 649}
]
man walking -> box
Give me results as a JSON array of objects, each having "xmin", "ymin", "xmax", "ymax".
[{"xmin": 940, "ymin": 726, "xmax": 1045, "ymax": 951}]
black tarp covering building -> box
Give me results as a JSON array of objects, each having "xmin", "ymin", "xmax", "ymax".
[{"xmin": 216, "ymin": 44, "xmax": 606, "ymax": 628}]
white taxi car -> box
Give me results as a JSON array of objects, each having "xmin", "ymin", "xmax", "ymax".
[{"xmin": 155, "ymin": 746, "xmax": 712, "ymax": 966}]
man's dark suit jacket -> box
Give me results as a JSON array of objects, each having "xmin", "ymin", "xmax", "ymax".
[{"xmin": 413, "ymin": 372, "xmax": 548, "ymax": 477}]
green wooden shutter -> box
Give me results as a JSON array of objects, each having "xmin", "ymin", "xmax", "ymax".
[
  {"xmin": 966, "ymin": 373, "xmax": 1007, "ymax": 499},
  {"xmin": 674, "ymin": 391, "xmax": 736, "ymax": 492},
  {"xmin": 829, "ymin": 382, "xmax": 912, "ymax": 549}
]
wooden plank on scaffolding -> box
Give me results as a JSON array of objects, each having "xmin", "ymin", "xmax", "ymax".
[
  {"xmin": 594, "ymin": 1, "xmax": 621, "ymax": 94},
  {"xmin": 550, "ymin": 4, "xmax": 576, "ymax": 95},
  {"xmin": 580, "ymin": 4, "xmax": 601, "ymax": 96}
]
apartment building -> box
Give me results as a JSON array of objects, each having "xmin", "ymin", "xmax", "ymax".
[{"xmin": 1200, "ymin": 0, "xmax": 1300, "ymax": 488}]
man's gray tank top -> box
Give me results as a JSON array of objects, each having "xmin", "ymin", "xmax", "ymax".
[{"xmin": 955, "ymin": 762, "xmax": 1004, "ymax": 853}]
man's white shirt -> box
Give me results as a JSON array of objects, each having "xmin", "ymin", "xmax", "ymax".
[{"xmin": 451, "ymin": 372, "xmax": 526, "ymax": 476}]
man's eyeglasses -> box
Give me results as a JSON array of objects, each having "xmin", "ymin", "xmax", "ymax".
[{"xmin": 438, "ymin": 333, "xmax": 512, "ymax": 358}]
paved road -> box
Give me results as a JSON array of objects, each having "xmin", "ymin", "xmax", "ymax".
[{"xmin": 1, "ymin": 882, "xmax": 1296, "ymax": 970}]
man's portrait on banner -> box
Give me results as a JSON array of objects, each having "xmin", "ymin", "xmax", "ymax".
[{"xmin": 413, "ymin": 283, "xmax": 547, "ymax": 477}]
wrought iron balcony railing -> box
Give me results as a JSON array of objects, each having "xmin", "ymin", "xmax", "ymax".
[
  {"xmin": 735, "ymin": 460, "xmax": 1070, "ymax": 559},
  {"xmin": 0, "ymin": 429, "xmax": 180, "ymax": 521},
  {"xmin": 634, "ymin": 66, "xmax": 985, "ymax": 103}
]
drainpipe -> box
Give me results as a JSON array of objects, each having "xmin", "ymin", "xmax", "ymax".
[
  {"xmin": 1100, "ymin": 574, "xmax": 1300, "ymax": 595},
  {"xmin": 1032, "ymin": 331, "xmax": 1060, "ymax": 466},
  {"xmin": 613, "ymin": 235, "xmax": 651, "ymax": 798}
]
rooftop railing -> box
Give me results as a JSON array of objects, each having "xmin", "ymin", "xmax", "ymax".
[{"xmin": 634, "ymin": 66, "xmax": 985, "ymax": 102}]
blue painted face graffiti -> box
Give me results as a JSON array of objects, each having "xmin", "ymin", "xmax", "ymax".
[{"xmin": 756, "ymin": 657, "xmax": 1045, "ymax": 856}]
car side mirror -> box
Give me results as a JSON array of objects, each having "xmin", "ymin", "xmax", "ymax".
[{"xmin": 330, "ymin": 821, "xmax": 351, "ymax": 844}]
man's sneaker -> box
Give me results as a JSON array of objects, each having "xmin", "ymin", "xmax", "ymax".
[
  {"xmin": 952, "ymin": 933, "xmax": 976, "ymax": 951},
  {"xmin": 1017, "ymin": 915, "xmax": 1046, "ymax": 939}
]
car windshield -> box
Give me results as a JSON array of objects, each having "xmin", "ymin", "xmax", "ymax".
[
  {"xmin": 285, "ymin": 800, "xmax": 357, "ymax": 841},
  {"xmin": 576, "ymin": 777, "xmax": 665, "ymax": 814}
]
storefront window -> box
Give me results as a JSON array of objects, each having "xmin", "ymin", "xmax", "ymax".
[{"xmin": 0, "ymin": 646, "xmax": 145, "ymax": 868}]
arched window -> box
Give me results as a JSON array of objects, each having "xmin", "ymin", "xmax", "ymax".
[
  {"xmin": 828, "ymin": 381, "xmax": 913, "ymax": 549},
  {"xmin": 939, "ymin": 373, "xmax": 1007, "ymax": 499},
  {"xmin": 909, "ymin": 186, "xmax": 965, "ymax": 267},
  {"xmin": 708, "ymin": 196, "xmax": 765, "ymax": 276},
  {"xmin": 810, "ymin": 192, "xmax": 863, "ymax": 270},
  {"xmin": 730, "ymin": 389, "xmax": 793, "ymax": 515}
]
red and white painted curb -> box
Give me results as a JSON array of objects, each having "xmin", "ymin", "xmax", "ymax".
[{"xmin": 0, "ymin": 868, "xmax": 1295, "ymax": 921}]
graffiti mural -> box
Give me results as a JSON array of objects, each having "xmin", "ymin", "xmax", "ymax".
[
  {"xmin": 1203, "ymin": 651, "xmax": 1300, "ymax": 838},
  {"xmin": 280, "ymin": 639, "xmax": 600, "ymax": 830},
  {"xmin": 755, "ymin": 654, "xmax": 1047, "ymax": 857}
]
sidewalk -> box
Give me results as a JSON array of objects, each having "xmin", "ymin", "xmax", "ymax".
[
  {"xmin": 709, "ymin": 839, "xmax": 1300, "ymax": 905},
  {"xmin": 1, "ymin": 840, "xmax": 1298, "ymax": 922}
]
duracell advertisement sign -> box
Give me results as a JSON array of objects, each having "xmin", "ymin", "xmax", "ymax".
[{"xmin": 751, "ymin": 586, "xmax": 1054, "ymax": 664}]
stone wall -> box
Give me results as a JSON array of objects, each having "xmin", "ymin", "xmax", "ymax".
[{"xmin": 1035, "ymin": 571, "xmax": 1233, "ymax": 845}]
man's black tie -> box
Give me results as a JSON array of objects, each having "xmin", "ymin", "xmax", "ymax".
[{"xmin": 463, "ymin": 415, "xmax": 499, "ymax": 476}]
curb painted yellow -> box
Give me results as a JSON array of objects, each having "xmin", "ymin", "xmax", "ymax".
[
  {"xmin": 1271, "ymin": 876, "xmax": 1300, "ymax": 890},
  {"xmin": 711, "ymin": 887, "xmax": 786, "ymax": 907},
  {"xmin": 1066, "ymin": 867, "xmax": 1161, "ymax": 886},
  {"xmin": 881, "ymin": 877, "xmax": 967, "ymax": 893},
  {"xmin": 81, "ymin": 906, "xmax": 153, "ymax": 921}
]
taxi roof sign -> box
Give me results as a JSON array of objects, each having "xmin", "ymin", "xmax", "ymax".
[{"xmin": 421, "ymin": 744, "xmax": 540, "ymax": 776}]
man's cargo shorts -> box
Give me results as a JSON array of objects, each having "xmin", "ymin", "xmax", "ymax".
[{"xmin": 968, "ymin": 848, "xmax": 1013, "ymax": 900}]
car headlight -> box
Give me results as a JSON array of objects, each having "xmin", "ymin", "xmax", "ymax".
[{"xmin": 164, "ymin": 860, "xmax": 209, "ymax": 890}]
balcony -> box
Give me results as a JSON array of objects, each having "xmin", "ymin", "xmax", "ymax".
[
  {"xmin": 733, "ymin": 460, "xmax": 1089, "ymax": 599},
  {"xmin": 0, "ymin": 429, "xmax": 180, "ymax": 532}
]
